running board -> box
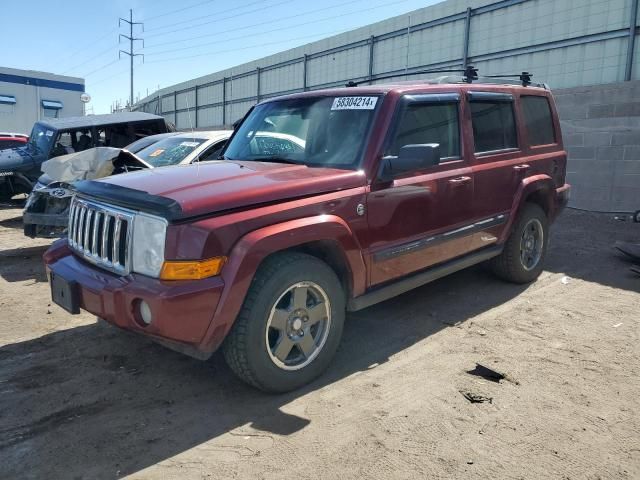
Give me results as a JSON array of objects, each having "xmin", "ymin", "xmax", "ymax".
[{"xmin": 347, "ymin": 246, "xmax": 503, "ymax": 311}]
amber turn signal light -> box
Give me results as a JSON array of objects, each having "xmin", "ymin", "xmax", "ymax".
[{"xmin": 160, "ymin": 257, "xmax": 226, "ymax": 280}]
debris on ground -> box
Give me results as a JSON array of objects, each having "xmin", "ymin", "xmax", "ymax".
[
  {"xmin": 460, "ymin": 391, "xmax": 493, "ymax": 404},
  {"xmin": 561, "ymin": 276, "xmax": 571, "ymax": 284},
  {"xmin": 466, "ymin": 363, "xmax": 505, "ymax": 383}
]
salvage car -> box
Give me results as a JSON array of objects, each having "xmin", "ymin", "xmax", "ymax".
[
  {"xmin": 45, "ymin": 74, "xmax": 570, "ymax": 392},
  {"xmin": 0, "ymin": 112, "xmax": 174, "ymax": 203},
  {"xmin": 24, "ymin": 130, "xmax": 231, "ymax": 238}
]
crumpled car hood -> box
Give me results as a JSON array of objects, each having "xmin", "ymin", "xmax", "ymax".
[{"xmin": 41, "ymin": 147, "xmax": 153, "ymax": 183}]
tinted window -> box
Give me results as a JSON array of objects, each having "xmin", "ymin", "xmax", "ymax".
[
  {"xmin": 470, "ymin": 101, "xmax": 517, "ymax": 153},
  {"xmin": 388, "ymin": 102, "xmax": 460, "ymax": 159},
  {"xmin": 522, "ymin": 95, "xmax": 555, "ymax": 146},
  {"xmin": 224, "ymin": 96, "xmax": 378, "ymax": 169}
]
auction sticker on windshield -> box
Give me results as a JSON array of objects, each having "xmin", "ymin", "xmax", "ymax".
[{"xmin": 331, "ymin": 96, "xmax": 378, "ymax": 110}]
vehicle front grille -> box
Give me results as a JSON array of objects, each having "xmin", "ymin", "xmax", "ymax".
[{"xmin": 68, "ymin": 196, "xmax": 134, "ymax": 275}]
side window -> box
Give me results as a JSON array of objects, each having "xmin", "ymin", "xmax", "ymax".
[
  {"xmin": 387, "ymin": 102, "xmax": 460, "ymax": 159},
  {"xmin": 521, "ymin": 95, "xmax": 555, "ymax": 146},
  {"xmin": 198, "ymin": 140, "xmax": 228, "ymax": 162},
  {"xmin": 470, "ymin": 100, "xmax": 517, "ymax": 153},
  {"xmin": 51, "ymin": 132, "xmax": 75, "ymax": 157}
]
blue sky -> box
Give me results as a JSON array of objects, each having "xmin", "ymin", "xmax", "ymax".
[{"xmin": 2, "ymin": 0, "xmax": 438, "ymax": 114}]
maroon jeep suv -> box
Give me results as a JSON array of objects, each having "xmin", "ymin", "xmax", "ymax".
[{"xmin": 44, "ymin": 77, "xmax": 570, "ymax": 392}]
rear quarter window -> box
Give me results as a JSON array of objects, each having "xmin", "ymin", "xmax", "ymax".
[{"xmin": 521, "ymin": 95, "xmax": 556, "ymax": 146}]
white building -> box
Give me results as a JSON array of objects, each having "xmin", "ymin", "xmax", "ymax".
[{"xmin": 0, "ymin": 67, "xmax": 85, "ymax": 135}]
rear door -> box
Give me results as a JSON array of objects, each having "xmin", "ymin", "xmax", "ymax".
[
  {"xmin": 467, "ymin": 91, "xmax": 523, "ymax": 242},
  {"xmin": 366, "ymin": 93, "xmax": 475, "ymax": 286}
]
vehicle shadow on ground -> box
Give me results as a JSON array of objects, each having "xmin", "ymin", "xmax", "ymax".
[
  {"xmin": 544, "ymin": 210, "xmax": 640, "ymax": 293},
  {"xmin": 0, "ymin": 245, "xmax": 49, "ymax": 283},
  {"xmin": 0, "ymin": 265, "xmax": 529, "ymax": 479},
  {"xmin": 0, "ymin": 214, "xmax": 23, "ymax": 230}
]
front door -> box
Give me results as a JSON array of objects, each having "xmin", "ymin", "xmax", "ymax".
[{"xmin": 366, "ymin": 94, "xmax": 475, "ymax": 286}]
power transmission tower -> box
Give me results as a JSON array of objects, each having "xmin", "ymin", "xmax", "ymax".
[{"xmin": 119, "ymin": 9, "xmax": 144, "ymax": 111}]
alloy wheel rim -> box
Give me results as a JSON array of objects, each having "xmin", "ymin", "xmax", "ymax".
[
  {"xmin": 520, "ymin": 218, "xmax": 544, "ymax": 271},
  {"xmin": 265, "ymin": 281, "xmax": 331, "ymax": 371}
]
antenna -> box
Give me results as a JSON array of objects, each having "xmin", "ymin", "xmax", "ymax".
[{"xmin": 119, "ymin": 9, "xmax": 144, "ymax": 110}]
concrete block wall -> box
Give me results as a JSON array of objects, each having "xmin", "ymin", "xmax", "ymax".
[{"xmin": 555, "ymin": 80, "xmax": 640, "ymax": 212}]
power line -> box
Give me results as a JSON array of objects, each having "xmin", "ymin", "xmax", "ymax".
[
  {"xmin": 62, "ymin": 43, "xmax": 119, "ymax": 75},
  {"xmin": 47, "ymin": 27, "xmax": 118, "ymax": 70},
  {"xmin": 145, "ymin": 0, "xmax": 410, "ymax": 56},
  {"xmin": 144, "ymin": 27, "xmax": 355, "ymax": 65},
  {"xmin": 140, "ymin": 0, "xmax": 216, "ymax": 22},
  {"xmin": 81, "ymin": 59, "xmax": 121, "ymax": 78},
  {"xmin": 147, "ymin": 0, "xmax": 294, "ymax": 40},
  {"xmin": 144, "ymin": 0, "xmax": 267, "ymax": 33},
  {"xmin": 144, "ymin": 0, "xmax": 369, "ymax": 47}
]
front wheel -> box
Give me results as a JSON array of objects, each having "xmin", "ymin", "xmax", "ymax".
[
  {"xmin": 490, "ymin": 203, "xmax": 549, "ymax": 284},
  {"xmin": 223, "ymin": 252, "xmax": 345, "ymax": 392}
]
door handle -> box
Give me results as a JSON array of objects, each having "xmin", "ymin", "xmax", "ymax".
[
  {"xmin": 513, "ymin": 164, "xmax": 530, "ymax": 171},
  {"xmin": 448, "ymin": 176, "xmax": 471, "ymax": 186}
]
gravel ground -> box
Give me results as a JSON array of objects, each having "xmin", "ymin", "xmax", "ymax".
[{"xmin": 0, "ymin": 206, "xmax": 638, "ymax": 480}]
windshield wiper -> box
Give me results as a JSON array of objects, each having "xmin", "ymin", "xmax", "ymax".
[{"xmin": 250, "ymin": 156, "xmax": 303, "ymax": 165}]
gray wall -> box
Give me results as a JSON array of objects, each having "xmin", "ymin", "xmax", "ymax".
[
  {"xmin": 556, "ymin": 80, "xmax": 640, "ymax": 212},
  {"xmin": 0, "ymin": 67, "xmax": 85, "ymax": 134}
]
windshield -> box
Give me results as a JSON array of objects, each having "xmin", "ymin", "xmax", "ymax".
[
  {"xmin": 224, "ymin": 95, "xmax": 380, "ymax": 169},
  {"xmin": 135, "ymin": 136, "xmax": 206, "ymax": 167},
  {"xmin": 27, "ymin": 123, "xmax": 55, "ymax": 155}
]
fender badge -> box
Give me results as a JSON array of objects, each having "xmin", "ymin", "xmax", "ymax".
[{"xmin": 356, "ymin": 203, "xmax": 365, "ymax": 216}]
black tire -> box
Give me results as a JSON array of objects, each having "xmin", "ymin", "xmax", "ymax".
[
  {"xmin": 223, "ymin": 252, "xmax": 345, "ymax": 393},
  {"xmin": 490, "ymin": 203, "xmax": 548, "ymax": 284}
]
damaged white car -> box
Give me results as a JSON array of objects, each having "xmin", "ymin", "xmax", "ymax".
[{"xmin": 23, "ymin": 130, "xmax": 232, "ymax": 238}]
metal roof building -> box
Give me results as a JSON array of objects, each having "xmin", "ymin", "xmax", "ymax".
[{"xmin": 0, "ymin": 67, "xmax": 85, "ymax": 134}]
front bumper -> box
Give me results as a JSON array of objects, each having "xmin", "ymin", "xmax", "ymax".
[{"xmin": 44, "ymin": 241, "xmax": 225, "ymax": 355}]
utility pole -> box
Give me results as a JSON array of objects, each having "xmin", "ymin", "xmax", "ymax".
[{"xmin": 119, "ymin": 9, "xmax": 143, "ymax": 110}]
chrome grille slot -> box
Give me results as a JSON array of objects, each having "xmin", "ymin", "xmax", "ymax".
[{"xmin": 68, "ymin": 197, "xmax": 134, "ymax": 275}]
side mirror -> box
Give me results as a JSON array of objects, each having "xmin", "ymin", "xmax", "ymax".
[
  {"xmin": 232, "ymin": 118, "xmax": 243, "ymax": 131},
  {"xmin": 377, "ymin": 144, "xmax": 441, "ymax": 182}
]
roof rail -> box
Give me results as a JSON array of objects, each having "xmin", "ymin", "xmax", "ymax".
[{"xmin": 345, "ymin": 66, "xmax": 546, "ymax": 88}]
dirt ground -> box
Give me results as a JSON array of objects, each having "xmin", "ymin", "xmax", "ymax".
[{"xmin": 0, "ymin": 205, "xmax": 638, "ymax": 480}]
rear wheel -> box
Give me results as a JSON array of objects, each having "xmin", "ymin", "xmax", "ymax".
[
  {"xmin": 223, "ymin": 252, "xmax": 345, "ymax": 392},
  {"xmin": 490, "ymin": 203, "xmax": 548, "ymax": 284}
]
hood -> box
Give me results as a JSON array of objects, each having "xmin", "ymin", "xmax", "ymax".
[
  {"xmin": 0, "ymin": 147, "xmax": 34, "ymax": 173},
  {"xmin": 95, "ymin": 161, "xmax": 366, "ymax": 218}
]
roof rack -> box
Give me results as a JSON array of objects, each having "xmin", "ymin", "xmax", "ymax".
[{"xmin": 345, "ymin": 66, "xmax": 546, "ymax": 88}]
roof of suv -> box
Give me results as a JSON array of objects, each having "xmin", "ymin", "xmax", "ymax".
[{"xmin": 261, "ymin": 79, "xmax": 549, "ymax": 104}]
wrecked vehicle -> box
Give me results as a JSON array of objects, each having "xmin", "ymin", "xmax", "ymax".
[
  {"xmin": 45, "ymin": 74, "xmax": 570, "ymax": 392},
  {"xmin": 24, "ymin": 130, "xmax": 231, "ymax": 238},
  {"xmin": 0, "ymin": 112, "xmax": 173, "ymax": 204}
]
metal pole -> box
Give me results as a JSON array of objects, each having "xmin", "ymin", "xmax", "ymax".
[
  {"xmin": 303, "ymin": 55, "xmax": 308, "ymax": 91},
  {"xmin": 194, "ymin": 85, "xmax": 199, "ymax": 128},
  {"xmin": 173, "ymin": 90, "xmax": 177, "ymax": 126},
  {"xmin": 405, "ymin": 15, "xmax": 411, "ymax": 73},
  {"xmin": 625, "ymin": 0, "xmax": 639, "ymax": 80},
  {"xmin": 462, "ymin": 7, "xmax": 472, "ymax": 68},
  {"xmin": 222, "ymin": 77, "xmax": 227, "ymax": 125},
  {"xmin": 256, "ymin": 67, "xmax": 261, "ymax": 103},
  {"xmin": 368, "ymin": 35, "xmax": 375, "ymax": 83}
]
